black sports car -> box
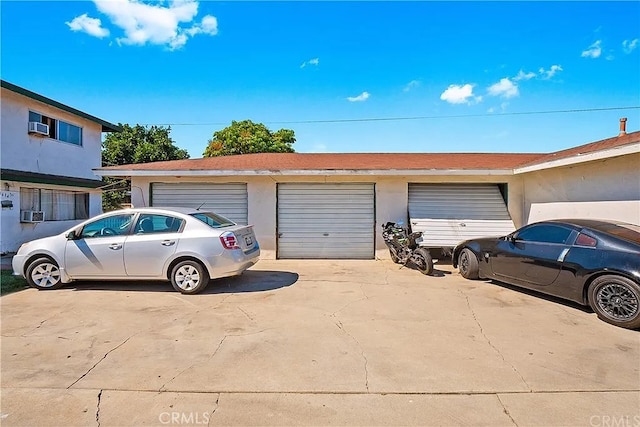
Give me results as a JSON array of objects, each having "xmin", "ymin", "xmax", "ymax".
[{"xmin": 452, "ymin": 219, "xmax": 640, "ymax": 329}]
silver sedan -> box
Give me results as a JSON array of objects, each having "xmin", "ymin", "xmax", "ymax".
[{"xmin": 12, "ymin": 207, "xmax": 260, "ymax": 294}]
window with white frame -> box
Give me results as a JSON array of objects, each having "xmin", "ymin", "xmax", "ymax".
[
  {"xmin": 20, "ymin": 188, "xmax": 89, "ymax": 221},
  {"xmin": 29, "ymin": 111, "xmax": 83, "ymax": 146}
]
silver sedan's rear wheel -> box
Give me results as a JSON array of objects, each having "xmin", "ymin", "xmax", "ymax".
[
  {"xmin": 588, "ymin": 275, "xmax": 640, "ymax": 329},
  {"xmin": 26, "ymin": 257, "xmax": 63, "ymax": 290},
  {"xmin": 170, "ymin": 260, "xmax": 209, "ymax": 294}
]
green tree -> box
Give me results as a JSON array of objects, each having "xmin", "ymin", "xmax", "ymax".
[
  {"xmin": 101, "ymin": 124, "xmax": 189, "ymax": 211},
  {"xmin": 203, "ymin": 120, "xmax": 295, "ymax": 157}
]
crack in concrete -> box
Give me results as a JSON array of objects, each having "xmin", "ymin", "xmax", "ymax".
[
  {"xmin": 330, "ymin": 286, "xmax": 370, "ymax": 317},
  {"xmin": 160, "ymin": 328, "xmax": 275, "ymax": 391},
  {"xmin": 13, "ymin": 315, "xmax": 57, "ymax": 338},
  {"xmin": 67, "ymin": 335, "xmax": 135, "ymax": 389},
  {"xmin": 160, "ymin": 336, "xmax": 228, "ymax": 392},
  {"xmin": 96, "ymin": 389, "xmax": 102, "ymax": 427},
  {"xmin": 334, "ymin": 320, "xmax": 369, "ymax": 392},
  {"xmin": 237, "ymin": 307, "xmax": 254, "ymax": 321},
  {"xmin": 213, "ymin": 294, "xmax": 233, "ymax": 309},
  {"xmin": 496, "ymin": 394, "xmax": 518, "ymax": 426},
  {"xmin": 207, "ymin": 394, "xmax": 220, "ymax": 427},
  {"xmin": 459, "ymin": 290, "xmax": 532, "ymax": 392}
]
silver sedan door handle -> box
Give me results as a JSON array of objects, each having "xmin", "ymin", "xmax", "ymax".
[
  {"xmin": 161, "ymin": 240, "xmax": 176, "ymax": 246},
  {"xmin": 109, "ymin": 243, "xmax": 122, "ymax": 250}
]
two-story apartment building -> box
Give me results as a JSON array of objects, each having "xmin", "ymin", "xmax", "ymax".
[{"xmin": 1, "ymin": 80, "xmax": 120, "ymax": 253}]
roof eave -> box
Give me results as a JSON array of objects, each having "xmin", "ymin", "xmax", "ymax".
[
  {"xmin": 1, "ymin": 80, "xmax": 121, "ymax": 133},
  {"xmin": 514, "ymin": 142, "xmax": 640, "ymax": 174},
  {"xmin": 94, "ymin": 168, "xmax": 517, "ymax": 177}
]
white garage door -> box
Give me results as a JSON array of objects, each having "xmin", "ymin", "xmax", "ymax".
[
  {"xmin": 277, "ymin": 183, "xmax": 375, "ymax": 259},
  {"xmin": 408, "ymin": 183, "xmax": 516, "ymax": 248},
  {"xmin": 151, "ymin": 183, "xmax": 248, "ymax": 225}
]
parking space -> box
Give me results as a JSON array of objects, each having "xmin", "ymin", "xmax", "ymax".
[{"xmin": 1, "ymin": 260, "xmax": 638, "ymax": 426}]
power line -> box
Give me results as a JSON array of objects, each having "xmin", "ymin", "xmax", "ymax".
[{"xmin": 140, "ymin": 106, "xmax": 640, "ymax": 127}]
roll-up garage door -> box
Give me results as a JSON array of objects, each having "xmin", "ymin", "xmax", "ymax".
[
  {"xmin": 408, "ymin": 183, "xmax": 516, "ymax": 248},
  {"xmin": 277, "ymin": 183, "xmax": 375, "ymax": 259},
  {"xmin": 151, "ymin": 183, "xmax": 248, "ymax": 225}
]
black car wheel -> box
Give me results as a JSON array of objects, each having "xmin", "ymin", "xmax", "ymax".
[
  {"xmin": 412, "ymin": 248, "xmax": 434, "ymax": 275},
  {"xmin": 588, "ymin": 275, "xmax": 640, "ymax": 329},
  {"xmin": 171, "ymin": 260, "xmax": 210, "ymax": 294},
  {"xmin": 458, "ymin": 248, "xmax": 479, "ymax": 280},
  {"xmin": 26, "ymin": 257, "xmax": 63, "ymax": 290}
]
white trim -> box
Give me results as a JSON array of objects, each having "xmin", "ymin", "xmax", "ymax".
[
  {"xmin": 514, "ymin": 142, "xmax": 640, "ymax": 174},
  {"xmin": 95, "ymin": 168, "xmax": 516, "ymax": 177}
]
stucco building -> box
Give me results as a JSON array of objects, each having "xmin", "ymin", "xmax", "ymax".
[
  {"xmin": 97, "ymin": 119, "xmax": 639, "ymax": 260},
  {"xmin": 0, "ymin": 80, "xmax": 120, "ymax": 253}
]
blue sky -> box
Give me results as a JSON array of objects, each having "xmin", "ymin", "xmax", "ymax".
[{"xmin": 2, "ymin": 1, "xmax": 639, "ymax": 158}]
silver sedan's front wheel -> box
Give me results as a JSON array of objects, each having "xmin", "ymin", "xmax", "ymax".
[
  {"xmin": 26, "ymin": 257, "xmax": 63, "ymax": 290},
  {"xmin": 170, "ymin": 260, "xmax": 209, "ymax": 294}
]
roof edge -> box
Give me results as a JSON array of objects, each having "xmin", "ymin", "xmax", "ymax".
[
  {"xmin": 1, "ymin": 80, "xmax": 122, "ymax": 133},
  {"xmin": 94, "ymin": 168, "xmax": 516, "ymax": 177},
  {"xmin": 1, "ymin": 169, "xmax": 104, "ymax": 189},
  {"xmin": 514, "ymin": 141, "xmax": 640, "ymax": 174}
]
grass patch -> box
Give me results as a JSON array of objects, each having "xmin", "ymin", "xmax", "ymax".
[{"xmin": 1, "ymin": 270, "xmax": 28, "ymax": 295}]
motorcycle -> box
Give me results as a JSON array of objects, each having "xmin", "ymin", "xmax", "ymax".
[{"xmin": 382, "ymin": 221, "xmax": 434, "ymax": 275}]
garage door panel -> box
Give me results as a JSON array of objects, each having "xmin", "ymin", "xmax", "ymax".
[
  {"xmin": 278, "ymin": 183, "xmax": 374, "ymax": 259},
  {"xmin": 151, "ymin": 183, "xmax": 248, "ymax": 225},
  {"xmin": 409, "ymin": 184, "xmax": 515, "ymax": 248}
]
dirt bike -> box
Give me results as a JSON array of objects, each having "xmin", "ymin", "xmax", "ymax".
[{"xmin": 382, "ymin": 222, "xmax": 434, "ymax": 275}]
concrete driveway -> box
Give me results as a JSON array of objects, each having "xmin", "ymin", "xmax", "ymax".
[{"xmin": 1, "ymin": 260, "xmax": 638, "ymax": 426}]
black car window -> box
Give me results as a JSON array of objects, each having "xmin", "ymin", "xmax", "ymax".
[
  {"xmin": 134, "ymin": 214, "xmax": 184, "ymax": 234},
  {"xmin": 575, "ymin": 233, "xmax": 598, "ymax": 247},
  {"xmin": 516, "ymin": 224, "xmax": 573, "ymax": 244},
  {"xmin": 80, "ymin": 214, "xmax": 135, "ymax": 238}
]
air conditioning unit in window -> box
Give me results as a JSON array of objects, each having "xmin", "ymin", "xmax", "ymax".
[
  {"xmin": 21, "ymin": 210, "xmax": 45, "ymax": 223},
  {"xmin": 28, "ymin": 121, "xmax": 49, "ymax": 136}
]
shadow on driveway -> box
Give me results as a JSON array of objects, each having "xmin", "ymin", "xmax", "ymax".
[
  {"xmin": 487, "ymin": 279, "xmax": 593, "ymax": 314},
  {"xmin": 65, "ymin": 270, "xmax": 299, "ymax": 294}
]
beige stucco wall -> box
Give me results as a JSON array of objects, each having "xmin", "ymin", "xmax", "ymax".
[
  {"xmin": 128, "ymin": 153, "xmax": 638, "ymax": 260},
  {"xmin": 0, "ymin": 88, "xmax": 104, "ymax": 180},
  {"xmin": 130, "ymin": 174, "xmax": 520, "ymax": 260},
  {"xmin": 520, "ymin": 153, "xmax": 640, "ymax": 225},
  {"xmin": 0, "ymin": 87, "xmax": 106, "ymax": 253}
]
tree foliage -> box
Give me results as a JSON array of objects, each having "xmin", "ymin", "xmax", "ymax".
[
  {"xmin": 203, "ymin": 120, "xmax": 295, "ymax": 157},
  {"xmin": 101, "ymin": 124, "xmax": 189, "ymax": 211}
]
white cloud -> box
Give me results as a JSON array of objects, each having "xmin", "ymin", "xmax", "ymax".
[
  {"xmin": 186, "ymin": 15, "xmax": 218, "ymax": 37},
  {"xmin": 347, "ymin": 91, "xmax": 370, "ymax": 102},
  {"xmin": 68, "ymin": 0, "xmax": 219, "ymax": 50},
  {"xmin": 539, "ymin": 64, "xmax": 563, "ymax": 79},
  {"xmin": 403, "ymin": 80, "xmax": 421, "ymax": 92},
  {"xmin": 623, "ymin": 39, "xmax": 638, "ymax": 54},
  {"xmin": 581, "ymin": 40, "xmax": 602, "ymax": 58},
  {"xmin": 513, "ymin": 70, "xmax": 536, "ymax": 81},
  {"xmin": 488, "ymin": 78, "xmax": 519, "ymax": 98},
  {"xmin": 66, "ymin": 13, "xmax": 110, "ymax": 38},
  {"xmin": 439, "ymin": 84, "xmax": 481, "ymax": 105},
  {"xmin": 300, "ymin": 57, "xmax": 319, "ymax": 68}
]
